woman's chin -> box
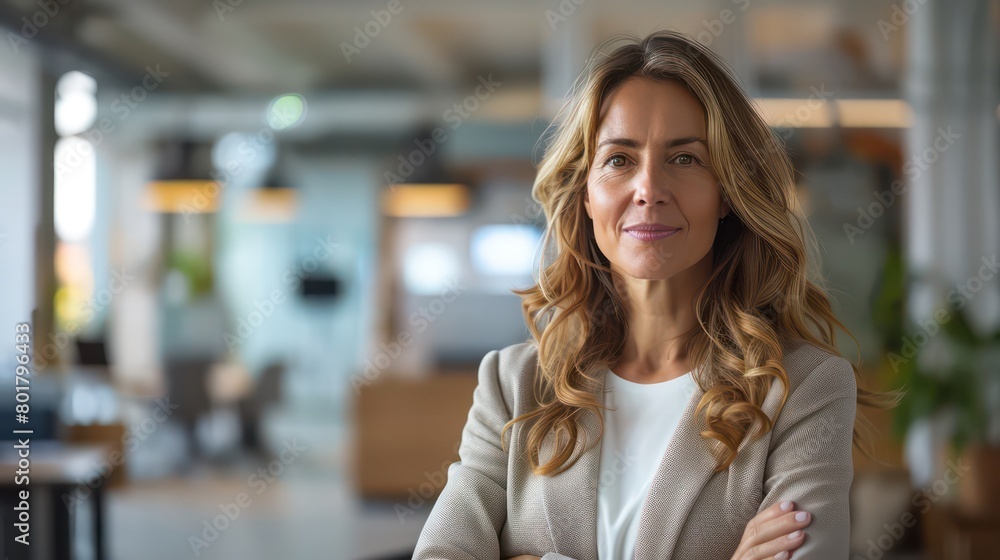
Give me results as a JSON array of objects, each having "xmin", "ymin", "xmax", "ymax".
[{"xmin": 619, "ymin": 264, "xmax": 678, "ymax": 280}]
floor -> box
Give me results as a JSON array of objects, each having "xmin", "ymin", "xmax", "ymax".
[
  {"xmin": 98, "ymin": 463, "xmax": 430, "ymax": 560},
  {"xmin": 60, "ymin": 396, "xmax": 433, "ymax": 559}
]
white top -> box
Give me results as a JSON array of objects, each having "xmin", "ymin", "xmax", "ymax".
[{"xmin": 596, "ymin": 366, "xmax": 698, "ymax": 560}]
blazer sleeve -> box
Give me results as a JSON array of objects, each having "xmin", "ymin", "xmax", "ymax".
[
  {"xmin": 412, "ymin": 349, "xmax": 511, "ymax": 559},
  {"xmin": 756, "ymin": 355, "xmax": 858, "ymax": 559}
]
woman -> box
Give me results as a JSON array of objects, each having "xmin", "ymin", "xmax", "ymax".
[{"xmin": 412, "ymin": 30, "xmax": 900, "ymax": 560}]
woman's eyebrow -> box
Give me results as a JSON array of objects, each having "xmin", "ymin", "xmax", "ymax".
[{"xmin": 595, "ymin": 136, "xmax": 706, "ymax": 151}]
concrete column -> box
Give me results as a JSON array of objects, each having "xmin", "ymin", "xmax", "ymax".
[{"xmin": 902, "ymin": 0, "xmax": 1000, "ymax": 487}]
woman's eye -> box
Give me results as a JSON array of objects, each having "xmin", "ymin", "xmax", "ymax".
[
  {"xmin": 672, "ymin": 154, "xmax": 698, "ymax": 165},
  {"xmin": 605, "ymin": 155, "xmax": 628, "ymax": 168}
]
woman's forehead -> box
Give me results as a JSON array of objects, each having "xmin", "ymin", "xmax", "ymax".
[{"xmin": 595, "ymin": 78, "xmax": 707, "ymax": 147}]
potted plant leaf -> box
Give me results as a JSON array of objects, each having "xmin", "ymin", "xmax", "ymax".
[{"xmin": 889, "ymin": 298, "xmax": 1000, "ymax": 519}]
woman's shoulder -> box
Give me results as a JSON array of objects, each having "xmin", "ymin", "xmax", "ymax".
[
  {"xmin": 491, "ymin": 340, "xmax": 541, "ymax": 388},
  {"xmin": 779, "ymin": 338, "xmax": 857, "ymax": 402},
  {"xmin": 477, "ymin": 341, "xmax": 541, "ymax": 414},
  {"xmin": 493, "ymin": 339, "xmax": 540, "ymax": 368},
  {"xmin": 762, "ymin": 339, "xmax": 859, "ymax": 451}
]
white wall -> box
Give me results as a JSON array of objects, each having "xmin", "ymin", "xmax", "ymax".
[{"xmin": 0, "ymin": 31, "xmax": 40, "ymax": 372}]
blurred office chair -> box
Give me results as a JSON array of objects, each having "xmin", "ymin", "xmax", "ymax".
[
  {"xmin": 237, "ymin": 362, "xmax": 286, "ymax": 460},
  {"xmin": 163, "ymin": 358, "xmax": 214, "ymax": 460}
]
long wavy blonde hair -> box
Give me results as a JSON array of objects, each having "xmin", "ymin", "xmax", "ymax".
[{"xmin": 504, "ymin": 30, "xmax": 903, "ymax": 476}]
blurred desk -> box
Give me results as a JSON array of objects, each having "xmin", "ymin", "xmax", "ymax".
[
  {"xmin": 353, "ymin": 370, "xmax": 478, "ymax": 499},
  {"xmin": 0, "ymin": 440, "xmax": 109, "ymax": 560}
]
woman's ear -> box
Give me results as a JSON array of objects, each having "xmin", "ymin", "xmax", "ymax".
[{"xmin": 584, "ymin": 188, "xmax": 592, "ymax": 219}]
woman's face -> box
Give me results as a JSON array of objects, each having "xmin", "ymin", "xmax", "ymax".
[{"xmin": 584, "ymin": 76, "xmax": 729, "ymax": 280}]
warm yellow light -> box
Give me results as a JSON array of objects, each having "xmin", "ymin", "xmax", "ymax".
[
  {"xmin": 145, "ymin": 181, "xmax": 221, "ymax": 213},
  {"xmin": 236, "ymin": 188, "xmax": 297, "ymax": 223},
  {"xmin": 54, "ymin": 284, "xmax": 92, "ymax": 332},
  {"xmin": 836, "ymin": 99, "xmax": 912, "ymax": 128},
  {"xmin": 53, "ymin": 240, "xmax": 95, "ymax": 332},
  {"xmin": 753, "ymin": 98, "xmax": 833, "ymax": 128},
  {"xmin": 752, "ymin": 98, "xmax": 913, "ymax": 128},
  {"xmin": 54, "ymin": 242, "xmax": 94, "ymax": 288},
  {"xmin": 381, "ymin": 184, "xmax": 470, "ymax": 218}
]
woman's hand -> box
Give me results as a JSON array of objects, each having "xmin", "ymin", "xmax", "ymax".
[{"xmin": 730, "ymin": 500, "xmax": 811, "ymax": 560}]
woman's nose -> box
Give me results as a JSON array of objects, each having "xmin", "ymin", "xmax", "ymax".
[{"xmin": 632, "ymin": 163, "xmax": 670, "ymax": 206}]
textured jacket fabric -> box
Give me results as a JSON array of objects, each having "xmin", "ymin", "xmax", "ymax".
[{"xmin": 412, "ymin": 338, "xmax": 857, "ymax": 560}]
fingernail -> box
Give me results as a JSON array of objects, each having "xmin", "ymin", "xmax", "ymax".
[
  {"xmin": 795, "ymin": 511, "xmax": 809, "ymax": 522},
  {"xmin": 775, "ymin": 552, "xmax": 789, "ymax": 560},
  {"xmin": 788, "ymin": 530, "xmax": 802, "ymax": 540},
  {"xmin": 780, "ymin": 500, "xmax": 793, "ymax": 511}
]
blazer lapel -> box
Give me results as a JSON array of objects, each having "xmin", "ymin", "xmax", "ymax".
[
  {"xmin": 632, "ymin": 373, "xmax": 719, "ymax": 559},
  {"xmin": 633, "ymin": 365, "xmax": 791, "ymax": 559},
  {"xmin": 540, "ymin": 362, "xmax": 784, "ymax": 559},
  {"xmin": 540, "ymin": 370, "xmax": 606, "ymax": 560}
]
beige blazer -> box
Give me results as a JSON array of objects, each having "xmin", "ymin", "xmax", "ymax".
[{"xmin": 412, "ymin": 338, "xmax": 857, "ymax": 559}]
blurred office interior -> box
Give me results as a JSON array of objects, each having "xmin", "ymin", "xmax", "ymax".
[{"xmin": 0, "ymin": 0, "xmax": 998, "ymax": 558}]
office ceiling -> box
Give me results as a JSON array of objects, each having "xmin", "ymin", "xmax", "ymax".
[{"xmin": 2, "ymin": 0, "xmax": 904, "ymax": 94}]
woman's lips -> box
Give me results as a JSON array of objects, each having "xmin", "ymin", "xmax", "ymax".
[{"xmin": 624, "ymin": 228, "xmax": 680, "ymax": 241}]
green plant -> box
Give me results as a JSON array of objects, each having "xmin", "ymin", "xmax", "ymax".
[
  {"xmin": 888, "ymin": 300, "xmax": 1000, "ymax": 456},
  {"xmin": 869, "ymin": 241, "xmax": 907, "ymax": 354},
  {"xmin": 166, "ymin": 249, "xmax": 214, "ymax": 297}
]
